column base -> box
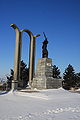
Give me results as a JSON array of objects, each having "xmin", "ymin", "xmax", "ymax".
[{"xmin": 12, "ymin": 80, "xmax": 18, "ymax": 90}]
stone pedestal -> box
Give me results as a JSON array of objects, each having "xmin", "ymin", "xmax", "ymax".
[
  {"xmin": 32, "ymin": 58, "xmax": 62, "ymax": 89},
  {"xmin": 12, "ymin": 80, "xmax": 18, "ymax": 90}
]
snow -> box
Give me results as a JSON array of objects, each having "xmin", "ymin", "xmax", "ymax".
[
  {"xmin": 0, "ymin": 88, "xmax": 80, "ymax": 120},
  {"xmin": 76, "ymin": 88, "xmax": 80, "ymax": 92}
]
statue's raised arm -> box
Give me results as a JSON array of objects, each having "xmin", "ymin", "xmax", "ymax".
[
  {"xmin": 43, "ymin": 32, "xmax": 47, "ymax": 40},
  {"xmin": 42, "ymin": 32, "xmax": 48, "ymax": 58}
]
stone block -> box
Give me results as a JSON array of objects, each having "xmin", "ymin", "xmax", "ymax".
[{"xmin": 32, "ymin": 58, "xmax": 62, "ymax": 89}]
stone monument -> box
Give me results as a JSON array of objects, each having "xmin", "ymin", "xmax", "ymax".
[
  {"xmin": 11, "ymin": 24, "xmax": 40, "ymax": 90},
  {"xmin": 32, "ymin": 33, "xmax": 62, "ymax": 89}
]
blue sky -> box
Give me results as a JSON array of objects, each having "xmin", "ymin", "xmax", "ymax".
[{"xmin": 0, "ymin": 0, "xmax": 80, "ymax": 77}]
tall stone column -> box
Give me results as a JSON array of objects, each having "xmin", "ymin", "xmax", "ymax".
[
  {"xmin": 21, "ymin": 30, "xmax": 40, "ymax": 86},
  {"xmin": 28, "ymin": 34, "xmax": 40, "ymax": 86},
  {"xmin": 10, "ymin": 24, "xmax": 22, "ymax": 90},
  {"xmin": 33, "ymin": 35, "xmax": 40, "ymax": 78},
  {"xmin": 21, "ymin": 29, "xmax": 33, "ymax": 86}
]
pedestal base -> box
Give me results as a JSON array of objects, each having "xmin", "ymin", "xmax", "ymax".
[
  {"xmin": 32, "ymin": 58, "xmax": 62, "ymax": 89},
  {"xmin": 32, "ymin": 77, "xmax": 62, "ymax": 89},
  {"xmin": 12, "ymin": 80, "xmax": 18, "ymax": 90}
]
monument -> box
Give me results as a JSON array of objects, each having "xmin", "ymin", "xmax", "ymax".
[
  {"xmin": 11, "ymin": 24, "xmax": 62, "ymax": 90},
  {"xmin": 32, "ymin": 33, "xmax": 62, "ymax": 89},
  {"xmin": 10, "ymin": 24, "xmax": 40, "ymax": 90}
]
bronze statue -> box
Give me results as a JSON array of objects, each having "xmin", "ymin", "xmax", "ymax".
[{"xmin": 42, "ymin": 32, "xmax": 48, "ymax": 58}]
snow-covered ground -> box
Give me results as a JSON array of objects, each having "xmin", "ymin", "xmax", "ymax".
[{"xmin": 0, "ymin": 88, "xmax": 80, "ymax": 120}]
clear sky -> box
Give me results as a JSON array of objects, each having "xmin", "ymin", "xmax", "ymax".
[{"xmin": 0, "ymin": 0, "xmax": 80, "ymax": 77}]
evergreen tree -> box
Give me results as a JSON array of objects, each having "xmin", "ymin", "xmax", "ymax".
[
  {"xmin": 20, "ymin": 60, "xmax": 29, "ymax": 88},
  {"xmin": 63, "ymin": 64, "xmax": 75, "ymax": 89},
  {"xmin": 75, "ymin": 72, "xmax": 80, "ymax": 87},
  {"xmin": 7, "ymin": 69, "xmax": 14, "ymax": 90},
  {"xmin": 52, "ymin": 65, "xmax": 61, "ymax": 79}
]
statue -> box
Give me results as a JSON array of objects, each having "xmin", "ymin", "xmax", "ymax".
[{"xmin": 42, "ymin": 32, "xmax": 48, "ymax": 58}]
